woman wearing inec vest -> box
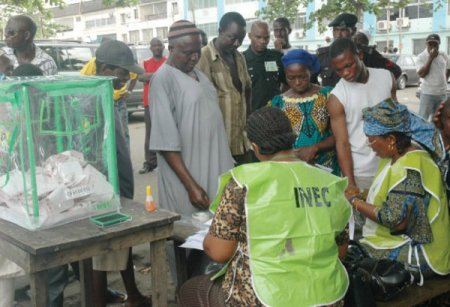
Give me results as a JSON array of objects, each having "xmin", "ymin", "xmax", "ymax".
[
  {"xmin": 347, "ymin": 99, "xmax": 450, "ymax": 284},
  {"xmin": 178, "ymin": 107, "xmax": 352, "ymax": 307}
]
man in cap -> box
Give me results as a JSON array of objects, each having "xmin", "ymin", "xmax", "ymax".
[
  {"xmin": 2, "ymin": 15, "xmax": 57, "ymax": 75},
  {"xmin": 316, "ymin": 13, "xmax": 401, "ymax": 87},
  {"xmin": 92, "ymin": 40, "xmax": 151, "ymax": 307},
  {"xmin": 197, "ymin": 12, "xmax": 252, "ymax": 165},
  {"xmin": 150, "ymin": 20, "xmax": 233, "ymax": 217},
  {"xmin": 244, "ymin": 20, "xmax": 286, "ymax": 112},
  {"xmin": 416, "ymin": 34, "xmax": 450, "ymax": 121}
]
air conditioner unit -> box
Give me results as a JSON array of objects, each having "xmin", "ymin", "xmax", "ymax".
[
  {"xmin": 377, "ymin": 20, "xmax": 389, "ymax": 31},
  {"xmin": 294, "ymin": 31, "xmax": 304, "ymax": 39},
  {"xmin": 396, "ymin": 17, "xmax": 410, "ymax": 28}
]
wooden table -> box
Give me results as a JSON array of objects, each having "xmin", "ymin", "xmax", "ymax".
[{"xmin": 0, "ymin": 198, "xmax": 180, "ymax": 307}]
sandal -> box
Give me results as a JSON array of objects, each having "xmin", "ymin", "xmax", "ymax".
[{"xmin": 106, "ymin": 288, "xmax": 128, "ymax": 304}]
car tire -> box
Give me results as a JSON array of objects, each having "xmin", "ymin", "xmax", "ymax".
[{"xmin": 397, "ymin": 75, "xmax": 406, "ymax": 90}]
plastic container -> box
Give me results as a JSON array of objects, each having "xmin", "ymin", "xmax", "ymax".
[
  {"xmin": 145, "ymin": 185, "xmax": 156, "ymax": 212},
  {"xmin": 0, "ymin": 76, "xmax": 120, "ymax": 230}
]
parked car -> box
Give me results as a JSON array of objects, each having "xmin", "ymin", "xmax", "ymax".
[
  {"xmin": 383, "ymin": 54, "xmax": 420, "ymax": 90},
  {"xmin": 1, "ymin": 40, "xmax": 148, "ymax": 116}
]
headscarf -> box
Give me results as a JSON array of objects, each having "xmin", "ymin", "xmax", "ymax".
[
  {"xmin": 281, "ymin": 49, "xmax": 320, "ymax": 74},
  {"xmin": 363, "ymin": 99, "xmax": 444, "ymax": 161}
]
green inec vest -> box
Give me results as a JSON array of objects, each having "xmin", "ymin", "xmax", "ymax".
[
  {"xmin": 361, "ymin": 150, "xmax": 450, "ymax": 275},
  {"xmin": 211, "ymin": 161, "xmax": 351, "ymax": 307}
]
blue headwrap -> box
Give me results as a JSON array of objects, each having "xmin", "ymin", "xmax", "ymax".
[
  {"xmin": 363, "ymin": 99, "xmax": 444, "ymax": 161},
  {"xmin": 281, "ymin": 49, "xmax": 320, "ymax": 74}
]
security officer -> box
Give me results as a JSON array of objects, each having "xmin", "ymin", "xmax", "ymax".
[
  {"xmin": 317, "ymin": 13, "xmax": 401, "ymax": 87},
  {"xmin": 244, "ymin": 20, "xmax": 286, "ymax": 112}
]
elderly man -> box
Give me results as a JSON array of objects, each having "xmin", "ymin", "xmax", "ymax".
[
  {"xmin": 317, "ymin": 13, "xmax": 400, "ymax": 87},
  {"xmin": 244, "ymin": 21, "xmax": 285, "ymax": 112},
  {"xmin": 416, "ymin": 34, "xmax": 450, "ymax": 121},
  {"xmin": 197, "ymin": 12, "xmax": 252, "ymax": 164},
  {"xmin": 150, "ymin": 20, "xmax": 234, "ymax": 217},
  {"xmin": 2, "ymin": 15, "xmax": 57, "ymax": 75}
]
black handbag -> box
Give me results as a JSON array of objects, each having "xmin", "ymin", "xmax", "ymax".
[{"xmin": 343, "ymin": 240, "xmax": 412, "ymax": 306}]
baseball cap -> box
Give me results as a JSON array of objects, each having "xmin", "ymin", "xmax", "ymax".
[
  {"xmin": 328, "ymin": 13, "xmax": 358, "ymax": 28},
  {"xmin": 426, "ymin": 34, "xmax": 440, "ymax": 44},
  {"xmin": 95, "ymin": 40, "xmax": 144, "ymax": 74}
]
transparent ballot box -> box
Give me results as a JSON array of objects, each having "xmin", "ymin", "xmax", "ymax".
[{"xmin": 0, "ymin": 76, "xmax": 120, "ymax": 230}]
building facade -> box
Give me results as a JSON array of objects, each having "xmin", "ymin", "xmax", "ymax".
[{"xmin": 51, "ymin": 0, "xmax": 450, "ymax": 55}]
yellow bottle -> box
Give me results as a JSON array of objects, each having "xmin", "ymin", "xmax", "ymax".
[{"xmin": 145, "ymin": 185, "xmax": 156, "ymax": 212}]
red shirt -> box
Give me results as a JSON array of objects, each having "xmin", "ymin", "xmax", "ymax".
[{"xmin": 143, "ymin": 56, "xmax": 167, "ymax": 107}]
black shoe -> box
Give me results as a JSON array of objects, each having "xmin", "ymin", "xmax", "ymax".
[{"xmin": 139, "ymin": 164, "xmax": 156, "ymax": 174}]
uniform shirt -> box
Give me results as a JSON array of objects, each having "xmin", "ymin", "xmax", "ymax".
[
  {"xmin": 2, "ymin": 45, "xmax": 57, "ymax": 75},
  {"xmin": 416, "ymin": 49, "xmax": 450, "ymax": 96},
  {"xmin": 243, "ymin": 47, "xmax": 285, "ymax": 111},
  {"xmin": 80, "ymin": 57, "xmax": 138, "ymax": 101},
  {"xmin": 197, "ymin": 40, "xmax": 252, "ymax": 156},
  {"xmin": 143, "ymin": 56, "xmax": 167, "ymax": 107}
]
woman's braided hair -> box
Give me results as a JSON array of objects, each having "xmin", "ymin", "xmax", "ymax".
[{"xmin": 246, "ymin": 107, "xmax": 297, "ymax": 155}]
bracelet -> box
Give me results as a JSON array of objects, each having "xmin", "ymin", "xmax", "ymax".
[{"xmin": 348, "ymin": 196, "xmax": 361, "ymax": 211}]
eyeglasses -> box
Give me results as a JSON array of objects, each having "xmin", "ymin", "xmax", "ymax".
[{"xmin": 366, "ymin": 138, "xmax": 378, "ymax": 147}]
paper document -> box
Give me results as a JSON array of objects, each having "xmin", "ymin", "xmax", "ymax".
[{"xmin": 179, "ymin": 229, "xmax": 208, "ymax": 250}]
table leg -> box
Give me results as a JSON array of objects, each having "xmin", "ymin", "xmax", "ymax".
[
  {"xmin": 30, "ymin": 270, "xmax": 49, "ymax": 307},
  {"xmin": 151, "ymin": 239, "xmax": 168, "ymax": 307},
  {"xmin": 80, "ymin": 258, "xmax": 94, "ymax": 307},
  {"xmin": 173, "ymin": 239, "xmax": 188, "ymax": 289}
]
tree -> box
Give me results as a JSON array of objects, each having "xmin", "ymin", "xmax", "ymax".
[{"xmin": 256, "ymin": 0, "xmax": 302, "ymax": 25}]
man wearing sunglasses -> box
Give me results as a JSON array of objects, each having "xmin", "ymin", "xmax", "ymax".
[{"xmin": 2, "ymin": 15, "xmax": 57, "ymax": 75}]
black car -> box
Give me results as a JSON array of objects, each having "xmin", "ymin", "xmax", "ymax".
[{"xmin": 383, "ymin": 54, "xmax": 420, "ymax": 90}]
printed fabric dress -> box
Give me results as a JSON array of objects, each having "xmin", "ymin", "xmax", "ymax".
[{"xmin": 270, "ymin": 86, "xmax": 340, "ymax": 175}]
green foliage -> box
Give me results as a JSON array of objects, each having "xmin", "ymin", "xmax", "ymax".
[
  {"xmin": 102, "ymin": 0, "xmax": 139, "ymax": 7},
  {"xmin": 256, "ymin": 0, "xmax": 302, "ymax": 24}
]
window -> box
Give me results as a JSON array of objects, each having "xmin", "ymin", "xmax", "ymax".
[
  {"xmin": 197, "ymin": 22, "xmax": 217, "ymax": 38},
  {"xmin": 121, "ymin": 13, "xmax": 127, "ymax": 24},
  {"xmin": 172, "ymin": 2, "xmax": 179, "ymax": 15},
  {"xmin": 190, "ymin": 0, "xmax": 216, "ymax": 9},
  {"xmin": 85, "ymin": 16, "xmax": 116, "ymax": 29},
  {"xmin": 156, "ymin": 27, "xmax": 168, "ymax": 39},
  {"xmin": 293, "ymin": 14, "xmax": 306, "ymax": 30},
  {"xmin": 142, "ymin": 28, "xmax": 154, "ymax": 42},
  {"xmin": 413, "ymin": 38, "xmax": 426, "ymax": 55},
  {"xmin": 129, "ymin": 30, "xmax": 140, "ymax": 44},
  {"xmin": 122, "ymin": 34, "xmax": 128, "ymax": 43},
  {"xmin": 225, "ymin": 0, "xmax": 252, "ymax": 4},
  {"xmin": 134, "ymin": 9, "xmax": 139, "ymax": 19},
  {"xmin": 59, "ymin": 47, "xmax": 95, "ymax": 71},
  {"xmin": 405, "ymin": 0, "xmax": 433, "ymax": 19},
  {"xmin": 142, "ymin": 2, "xmax": 167, "ymax": 20}
]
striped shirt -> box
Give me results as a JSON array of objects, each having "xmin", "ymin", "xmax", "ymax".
[
  {"xmin": 2, "ymin": 45, "xmax": 57, "ymax": 76},
  {"xmin": 197, "ymin": 40, "xmax": 251, "ymax": 156}
]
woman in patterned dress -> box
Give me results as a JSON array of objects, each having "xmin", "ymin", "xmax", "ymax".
[
  {"xmin": 347, "ymin": 99, "xmax": 450, "ymax": 282},
  {"xmin": 270, "ymin": 49, "xmax": 339, "ymax": 175}
]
